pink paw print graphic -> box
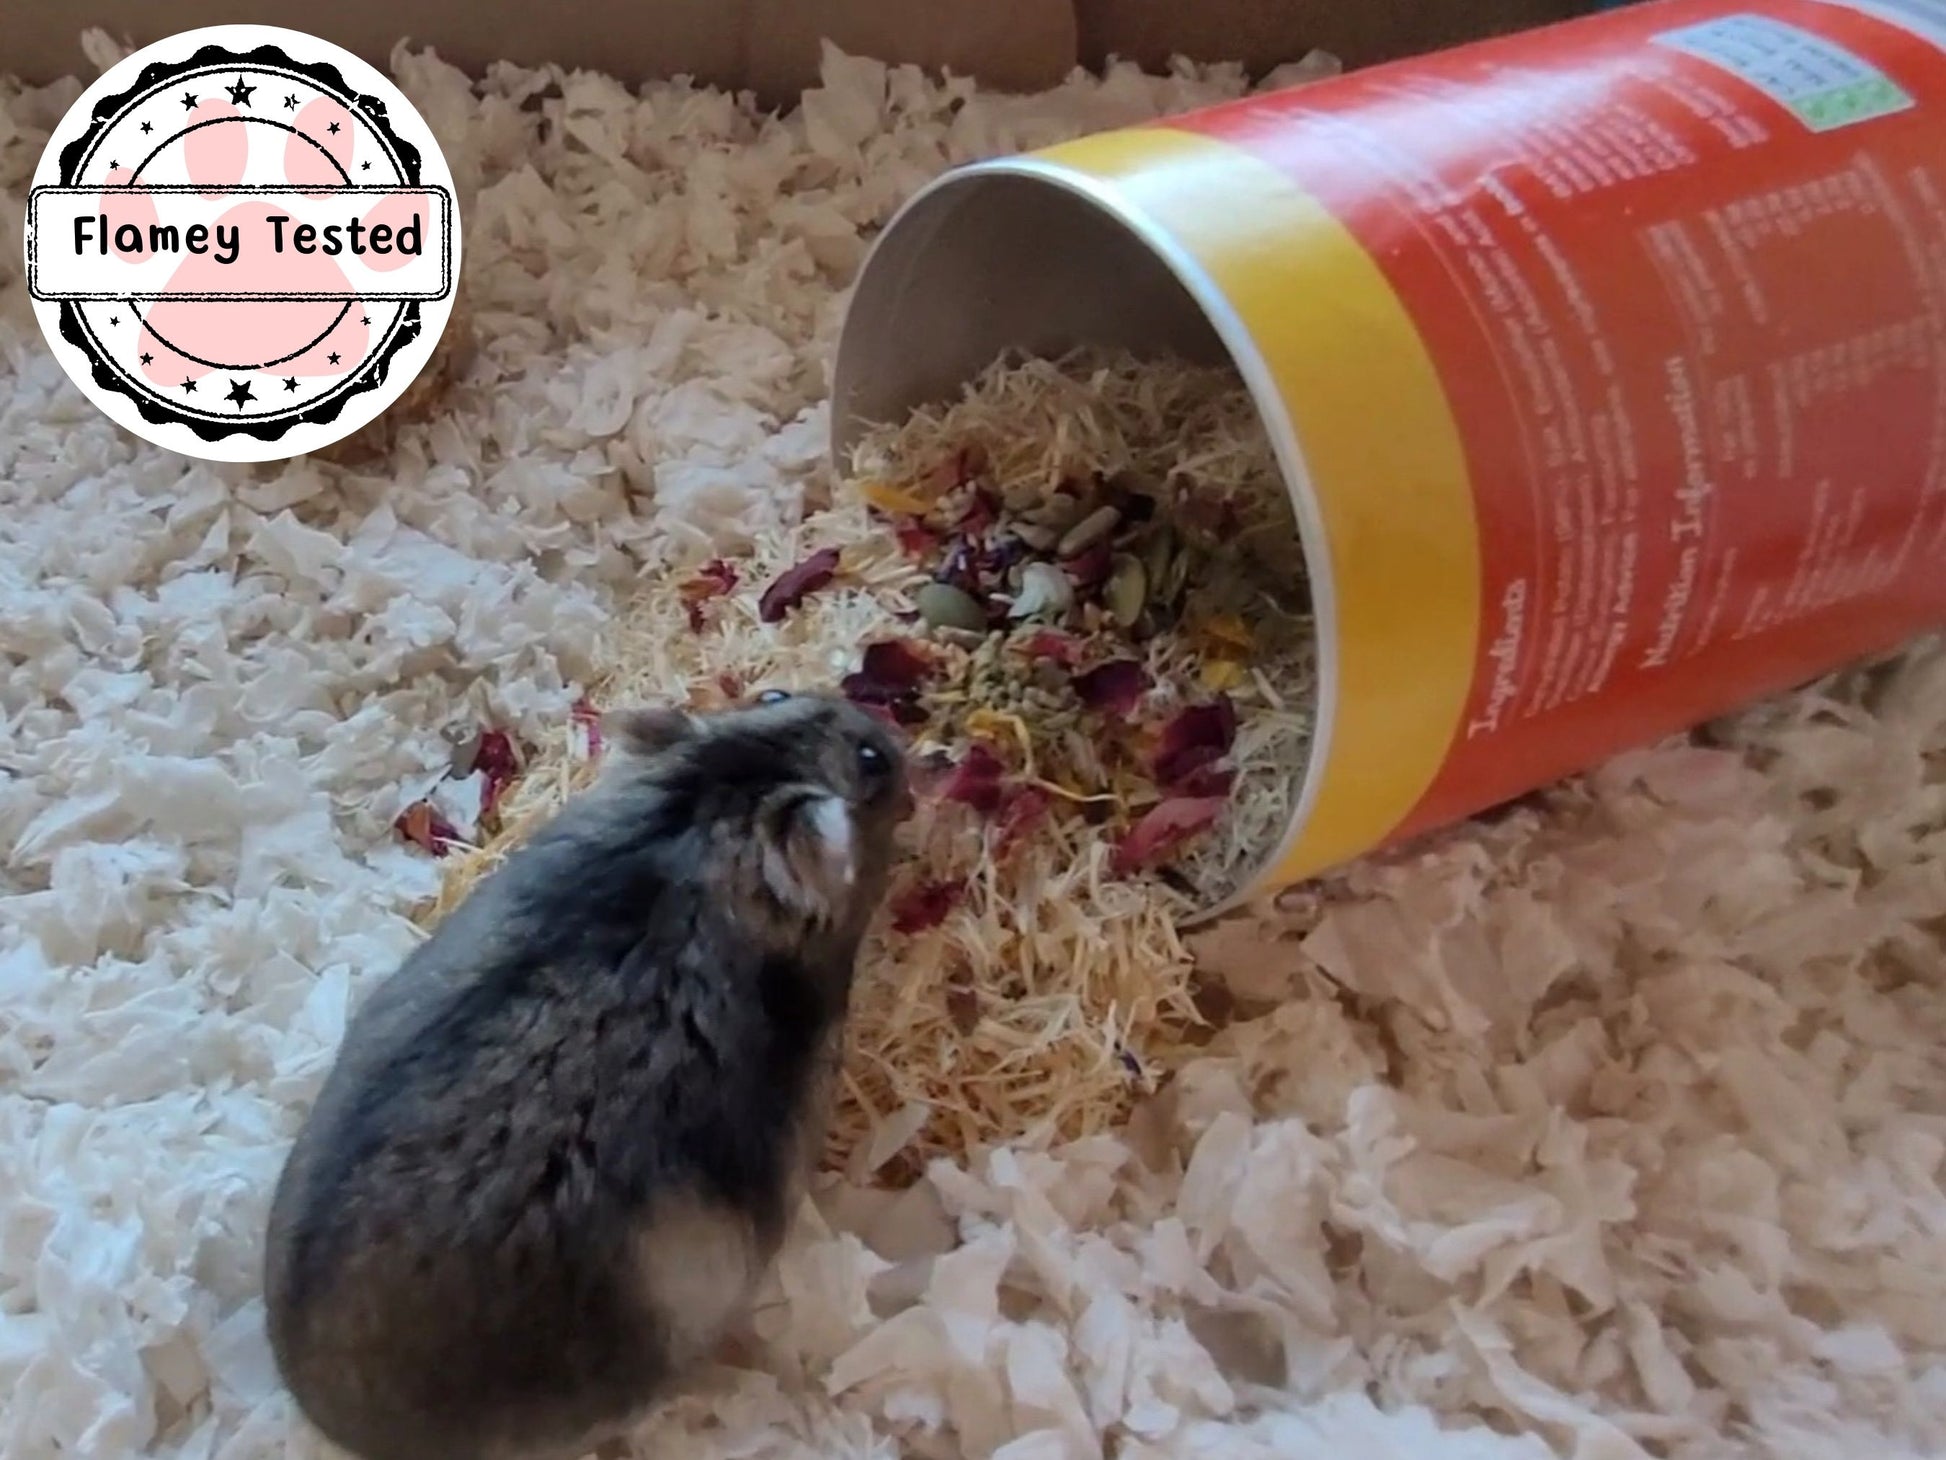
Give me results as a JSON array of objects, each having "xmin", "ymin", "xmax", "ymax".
[{"xmin": 26, "ymin": 27, "xmax": 459, "ymax": 462}]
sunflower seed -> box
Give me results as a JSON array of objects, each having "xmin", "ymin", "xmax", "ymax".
[
  {"xmin": 1012, "ymin": 522, "xmax": 1061, "ymax": 552},
  {"xmin": 1057, "ymin": 505, "xmax": 1121, "ymax": 558}
]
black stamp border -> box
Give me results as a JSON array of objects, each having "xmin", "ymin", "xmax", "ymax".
[{"xmin": 41, "ymin": 35, "xmax": 454, "ymax": 447}]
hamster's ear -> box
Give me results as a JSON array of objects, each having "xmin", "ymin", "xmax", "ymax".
[
  {"xmin": 604, "ymin": 705, "xmax": 699, "ymax": 759},
  {"xmin": 762, "ymin": 793, "xmax": 857, "ymax": 918}
]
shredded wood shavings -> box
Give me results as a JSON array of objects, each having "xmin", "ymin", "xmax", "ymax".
[{"xmin": 436, "ymin": 349, "xmax": 1314, "ymax": 1176}]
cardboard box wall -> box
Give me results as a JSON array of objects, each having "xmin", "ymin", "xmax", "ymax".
[{"xmin": 9, "ymin": 0, "xmax": 1592, "ymax": 99}]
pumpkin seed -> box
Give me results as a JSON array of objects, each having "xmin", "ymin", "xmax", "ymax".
[
  {"xmin": 916, "ymin": 582, "xmax": 990, "ymax": 633},
  {"xmin": 1105, "ymin": 553, "xmax": 1147, "ymax": 628}
]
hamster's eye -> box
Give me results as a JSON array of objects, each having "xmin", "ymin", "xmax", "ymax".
[
  {"xmin": 856, "ymin": 741, "xmax": 890, "ymax": 778},
  {"xmin": 756, "ymin": 689, "xmax": 791, "ymax": 704}
]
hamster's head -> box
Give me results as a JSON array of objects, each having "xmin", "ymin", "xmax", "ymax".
[{"xmin": 602, "ymin": 690, "xmax": 912, "ymax": 941}]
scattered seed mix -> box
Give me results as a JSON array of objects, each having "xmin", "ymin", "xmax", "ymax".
[{"xmin": 426, "ymin": 349, "xmax": 1318, "ymax": 1176}]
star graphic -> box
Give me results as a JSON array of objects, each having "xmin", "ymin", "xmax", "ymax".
[
  {"xmin": 327, "ymin": 352, "xmax": 341, "ymax": 365},
  {"xmin": 284, "ymin": 377, "xmax": 300, "ymax": 392},
  {"xmin": 107, "ymin": 315, "xmax": 119, "ymax": 326},
  {"xmin": 226, "ymin": 77, "xmax": 256, "ymax": 107},
  {"xmin": 327, "ymin": 121, "xmax": 341, "ymax": 135},
  {"xmin": 284, "ymin": 94, "xmax": 299, "ymax": 110},
  {"xmin": 108, "ymin": 160, "xmax": 120, "ymax": 171},
  {"xmin": 361, "ymin": 315, "xmax": 370, "ymax": 325},
  {"xmin": 140, "ymin": 352, "xmax": 154, "ymax": 365},
  {"xmin": 225, "ymin": 379, "xmax": 256, "ymax": 409},
  {"xmin": 182, "ymin": 378, "xmax": 197, "ymax": 392},
  {"xmin": 181, "ymin": 92, "xmax": 197, "ymax": 110},
  {"xmin": 360, "ymin": 161, "xmax": 372, "ymax": 171},
  {"xmin": 140, "ymin": 121, "xmax": 153, "ymax": 134}
]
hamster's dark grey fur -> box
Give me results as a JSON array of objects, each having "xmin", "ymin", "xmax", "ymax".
[{"xmin": 262, "ymin": 691, "xmax": 911, "ymax": 1460}]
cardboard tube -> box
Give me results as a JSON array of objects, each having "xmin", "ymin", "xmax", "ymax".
[{"xmin": 835, "ymin": 0, "xmax": 1946, "ymax": 917}]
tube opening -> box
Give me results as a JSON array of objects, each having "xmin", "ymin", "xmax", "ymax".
[{"xmin": 832, "ymin": 163, "xmax": 1339, "ymax": 925}]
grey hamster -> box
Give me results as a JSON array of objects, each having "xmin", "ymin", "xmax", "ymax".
[{"xmin": 262, "ymin": 690, "xmax": 912, "ymax": 1460}]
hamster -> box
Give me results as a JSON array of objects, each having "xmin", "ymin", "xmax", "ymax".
[{"xmin": 262, "ymin": 689, "xmax": 911, "ymax": 1460}]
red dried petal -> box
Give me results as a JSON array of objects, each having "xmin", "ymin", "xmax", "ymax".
[
  {"xmin": 394, "ymin": 800, "xmax": 462, "ymax": 857},
  {"xmin": 890, "ymin": 877, "xmax": 967, "ymax": 935},
  {"xmin": 1062, "ymin": 539, "xmax": 1114, "ymax": 591},
  {"xmin": 940, "ymin": 744, "xmax": 1007, "ymax": 816},
  {"xmin": 717, "ymin": 671, "xmax": 745, "ymax": 700},
  {"xmin": 992, "ymin": 784, "xmax": 1051, "ymax": 858},
  {"xmin": 849, "ymin": 639, "xmax": 935, "ymax": 697},
  {"xmin": 1172, "ymin": 764, "xmax": 1237, "ymax": 800},
  {"xmin": 957, "ymin": 486, "xmax": 1001, "ymax": 536},
  {"xmin": 472, "ymin": 729, "xmax": 522, "ymax": 815},
  {"xmin": 894, "ymin": 519, "xmax": 942, "ymax": 557},
  {"xmin": 1071, "ymin": 659, "xmax": 1153, "ymax": 716},
  {"xmin": 682, "ymin": 558, "xmax": 739, "ymax": 596},
  {"xmin": 1152, "ymin": 697, "xmax": 1239, "ymax": 788},
  {"xmin": 758, "ymin": 547, "xmax": 841, "ymax": 623},
  {"xmin": 679, "ymin": 558, "xmax": 739, "ymax": 631},
  {"xmin": 1019, "ymin": 630, "xmax": 1082, "ymax": 666},
  {"xmin": 1111, "ymin": 796, "xmax": 1228, "ymax": 875}
]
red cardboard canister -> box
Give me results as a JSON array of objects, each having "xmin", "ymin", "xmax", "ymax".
[{"xmin": 835, "ymin": 0, "xmax": 1946, "ymax": 910}]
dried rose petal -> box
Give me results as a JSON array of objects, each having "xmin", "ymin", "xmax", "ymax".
[
  {"xmin": 717, "ymin": 671, "xmax": 746, "ymax": 701},
  {"xmin": 890, "ymin": 877, "xmax": 967, "ymax": 935},
  {"xmin": 851, "ymin": 639, "xmax": 935, "ymax": 696},
  {"xmin": 1172, "ymin": 764, "xmax": 1237, "ymax": 800},
  {"xmin": 394, "ymin": 800, "xmax": 462, "ymax": 857},
  {"xmin": 472, "ymin": 729, "xmax": 522, "ymax": 815},
  {"xmin": 894, "ymin": 519, "xmax": 942, "ymax": 557},
  {"xmin": 1019, "ymin": 630, "xmax": 1082, "ymax": 666},
  {"xmin": 940, "ymin": 744, "xmax": 1007, "ymax": 816},
  {"xmin": 758, "ymin": 547, "xmax": 841, "ymax": 623},
  {"xmin": 1111, "ymin": 796, "xmax": 1228, "ymax": 875},
  {"xmin": 992, "ymin": 785, "xmax": 1051, "ymax": 858},
  {"xmin": 1152, "ymin": 697, "xmax": 1239, "ymax": 788},
  {"xmin": 680, "ymin": 558, "xmax": 739, "ymax": 631},
  {"xmin": 957, "ymin": 486, "xmax": 1001, "ymax": 536},
  {"xmin": 842, "ymin": 639, "xmax": 935, "ymax": 728},
  {"xmin": 1063, "ymin": 539, "xmax": 1113, "ymax": 592},
  {"xmin": 1071, "ymin": 659, "xmax": 1153, "ymax": 716}
]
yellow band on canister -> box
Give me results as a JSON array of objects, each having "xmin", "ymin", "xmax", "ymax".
[{"xmin": 1029, "ymin": 126, "xmax": 1482, "ymax": 889}]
